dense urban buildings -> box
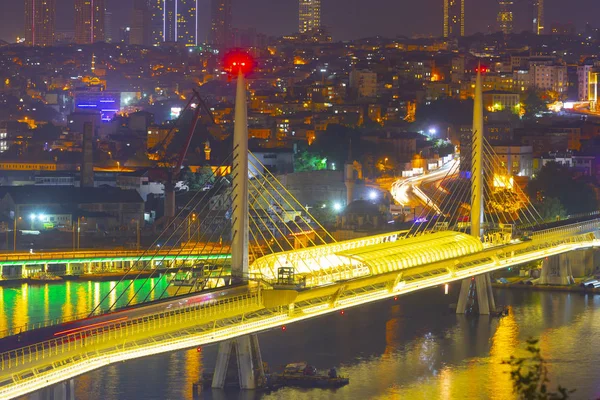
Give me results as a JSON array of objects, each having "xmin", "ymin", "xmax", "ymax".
[
  {"xmin": 443, "ymin": 0, "xmax": 464, "ymax": 38},
  {"xmin": 75, "ymin": 0, "xmax": 105, "ymax": 44},
  {"xmin": 24, "ymin": 0, "xmax": 55, "ymax": 47},
  {"xmin": 298, "ymin": 0, "xmax": 321, "ymax": 34},
  {"xmin": 210, "ymin": 0, "xmax": 233, "ymax": 49}
]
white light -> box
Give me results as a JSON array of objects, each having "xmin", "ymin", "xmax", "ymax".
[
  {"xmin": 331, "ymin": 163, "xmax": 336, "ymax": 170},
  {"xmin": 39, "ymin": 214, "xmax": 47, "ymax": 221},
  {"xmin": 369, "ymin": 191, "xmax": 378, "ymax": 200},
  {"xmin": 428, "ymin": 128, "xmax": 437, "ymax": 135},
  {"xmin": 30, "ymin": 213, "xmax": 36, "ymax": 220},
  {"xmin": 333, "ymin": 203, "xmax": 342, "ymax": 211}
]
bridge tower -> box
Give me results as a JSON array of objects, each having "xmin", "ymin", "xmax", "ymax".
[
  {"xmin": 212, "ymin": 53, "xmax": 265, "ymax": 390},
  {"xmin": 231, "ymin": 67, "xmax": 250, "ymax": 282},
  {"xmin": 456, "ymin": 66, "xmax": 497, "ymax": 315}
]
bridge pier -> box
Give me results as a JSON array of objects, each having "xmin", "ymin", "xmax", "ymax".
[
  {"xmin": 29, "ymin": 379, "xmax": 75, "ymax": 400},
  {"xmin": 539, "ymin": 253, "xmax": 576, "ymax": 285},
  {"xmin": 211, "ymin": 334, "xmax": 265, "ymax": 390},
  {"xmin": 456, "ymin": 273, "xmax": 496, "ymax": 315}
]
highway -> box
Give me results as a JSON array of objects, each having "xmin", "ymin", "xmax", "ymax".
[{"xmin": 391, "ymin": 158, "xmax": 459, "ymax": 215}]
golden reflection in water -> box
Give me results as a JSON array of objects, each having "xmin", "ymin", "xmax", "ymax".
[
  {"xmin": 0, "ymin": 286, "xmax": 6, "ymax": 332},
  {"xmin": 383, "ymin": 305, "xmax": 401, "ymax": 359},
  {"xmin": 43, "ymin": 284, "xmax": 49, "ymax": 319},
  {"xmin": 61, "ymin": 281, "xmax": 73, "ymax": 320},
  {"xmin": 13, "ymin": 284, "xmax": 28, "ymax": 330},
  {"xmin": 488, "ymin": 306, "xmax": 520, "ymax": 399},
  {"xmin": 109, "ymin": 281, "xmax": 116, "ymax": 307},
  {"xmin": 76, "ymin": 284, "xmax": 88, "ymax": 317},
  {"xmin": 183, "ymin": 348, "xmax": 202, "ymax": 399}
]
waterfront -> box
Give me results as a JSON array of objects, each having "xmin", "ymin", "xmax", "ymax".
[
  {"xmin": 8, "ymin": 282, "xmax": 600, "ymax": 399},
  {"xmin": 0, "ymin": 277, "xmax": 170, "ymax": 335}
]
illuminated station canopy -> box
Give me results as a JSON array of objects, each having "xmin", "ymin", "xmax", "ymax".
[{"xmin": 249, "ymin": 231, "xmax": 484, "ymax": 286}]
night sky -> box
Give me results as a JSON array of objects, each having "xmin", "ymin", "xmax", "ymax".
[{"xmin": 0, "ymin": 0, "xmax": 598, "ymax": 43}]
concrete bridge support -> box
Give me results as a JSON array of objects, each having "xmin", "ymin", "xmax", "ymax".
[
  {"xmin": 456, "ymin": 273, "xmax": 496, "ymax": 315},
  {"xmin": 212, "ymin": 334, "xmax": 265, "ymax": 390},
  {"xmin": 29, "ymin": 379, "xmax": 75, "ymax": 400},
  {"xmin": 539, "ymin": 253, "xmax": 576, "ymax": 285}
]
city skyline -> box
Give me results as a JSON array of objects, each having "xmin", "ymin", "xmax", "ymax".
[{"xmin": 1, "ymin": 0, "xmax": 599, "ymax": 45}]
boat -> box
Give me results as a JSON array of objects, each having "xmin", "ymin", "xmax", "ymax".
[
  {"xmin": 266, "ymin": 362, "xmax": 349, "ymax": 389},
  {"xmin": 29, "ymin": 272, "xmax": 63, "ymax": 283}
]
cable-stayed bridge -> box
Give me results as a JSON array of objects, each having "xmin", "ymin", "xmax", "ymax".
[{"xmin": 0, "ymin": 63, "xmax": 599, "ymax": 399}]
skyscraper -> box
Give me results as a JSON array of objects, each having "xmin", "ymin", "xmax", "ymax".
[
  {"xmin": 104, "ymin": 10, "xmax": 113, "ymax": 42},
  {"xmin": 131, "ymin": 0, "xmax": 151, "ymax": 46},
  {"xmin": 150, "ymin": 0, "xmax": 198, "ymax": 46},
  {"xmin": 443, "ymin": 0, "xmax": 464, "ymax": 39},
  {"xmin": 75, "ymin": 0, "xmax": 105, "ymax": 44},
  {"xmin": 497, "ymin": 0, "xmax": 513, "ymax": 34},
  {"xmin": 210, "ymin": 0, "xmax": 232, "ymax": 49},
  {"xmin": 531, "ymin": 0, "xmax": 544, "ymax": 35},
  {"xmin": 24, "ymin": 0, "xmax": 56, "ymax": 47},
  {"xmin": 299, "ymin": 0, "xmax": 320, "ymax": 34}
]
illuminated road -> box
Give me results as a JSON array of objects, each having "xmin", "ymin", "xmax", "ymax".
[
  {"xmin": 0, "ymin": 218, "xmax": 598, "ymax": 399},
  {"xmin": 391, "ymin": 158, "xmax": 459, "ymax": 214}
]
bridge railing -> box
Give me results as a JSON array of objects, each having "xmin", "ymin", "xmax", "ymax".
[
  {"xmin": 532, "ymin": 218, "xmax": 600, "ymax": 241},
  {"xmin": 0, "ymin": 248, "xmax": 230, "ymax": 264},
  {"xmin": 0, "ymin": 290, "xmax": 261, "ymax": 375}
]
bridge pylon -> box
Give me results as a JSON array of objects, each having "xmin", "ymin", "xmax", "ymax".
[
  {"xmin": 457, "ymin": 65, "xmax": 496, "ymax": 315},
  {"xmin": 456, "ymin": 274, "xmax": 497, "ymax": 315},
  {"xmin": 211, "ymin": 335, "xmax": 265, "ymax": 390}
]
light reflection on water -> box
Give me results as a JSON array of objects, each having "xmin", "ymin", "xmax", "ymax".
[
  {"xmin": 15, "ymin": 285, "xmax": 600, "ymax": 400},
  {"xmin": 0, "ymin": 277, "xmax": 170, "ymax": 335}
]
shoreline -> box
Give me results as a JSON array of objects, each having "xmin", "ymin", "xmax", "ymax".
[
  {"xmin": 492, "ymin": 282, "xmax": 600, "ymax": 294},
  {"xmin": 0, "ymin": 269, "xmax": 171, "ymax": 286}
]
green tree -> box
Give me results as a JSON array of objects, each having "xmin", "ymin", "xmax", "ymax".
[
  {"xmin": 527, "ymin": 162, "xmax": 597, "ymax": 215},
  {"xmin": 535, "ymin": 197, "xmax": 567, "ymax": 222},
  {"xmin": 182, "ymin": 166, "xmax": 215, "ymax": 190},
  {"xmin": 521, "ymin": 90, "xmax": 547, "ymax": 119},
  {"xmin": 293, "ymin": 150, "xmax": 327, "ymax": 172},
  {"xmin": 503, "ymin": 338, "xmax": 574, "ymax": 399}
]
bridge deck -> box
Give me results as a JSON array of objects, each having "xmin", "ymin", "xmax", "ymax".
[{"xmin": 0, "ymin": 220, "xmax": 598, "ymax": 399}]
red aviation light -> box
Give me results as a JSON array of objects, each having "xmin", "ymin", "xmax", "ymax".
[{"xmin": 223, "ymin": 50, "xmax": 254, "ymax": 76}]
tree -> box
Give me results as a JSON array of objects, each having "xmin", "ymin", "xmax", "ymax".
[
  {"xmin": 521, "ymin": 90, "xmax": 547, "ymax": 119},
  {"xmin": 293, "ymin": 150, "xmax": 327, "ymax": 172},
  {"xmin": 503, "ymin": 338, "xmax": 574, "ymax": 399},
  {"xmin": 527, "ymin": 162, "xmax": 597, "ymax": 215},
  {"xmin": 182, "ymin": 166, "xmax": 215, "ymax": 191},
  {"xmin": 535, "ymin": 197, "xmax": 567, "ymax": 222}
]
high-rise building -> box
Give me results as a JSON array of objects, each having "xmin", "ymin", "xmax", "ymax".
[
  {"xmin": 75, "ymin": 0, "xmax": 106, "ymax": 44},
  {"xmin": 531, "ymin": 0, "xmax": 544, "ymax": 35},
  {"xmin": 24, "ymin": 0, "xmax": 56, "ymax": 47},
  {"xmin": 131, "ymin": 0, "xmax": 151, "ymax": 46},
  {"xmin": 150, "ymin": 0, "xmax": 198, "ymax": 46},
  {"xmin": 210, "ymin": 0, "xmax": 233, "ymax": 49},
  {"xmin": 443, "ymin": 0, "xmax": 464, "ymax": 39},
  {"xmin": 497, "ymin": 0, "xmax": 513, "ymax": 34},
  {"xmin": 104, "ymin": 10, "xmax": 113, "ymax": 42},
  {"xmin": 299, "ymin": 0, "xmax": 320, "ymax": 34}
]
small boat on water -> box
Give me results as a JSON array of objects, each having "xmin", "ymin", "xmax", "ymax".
[
  {"xmin": 197, "ymin": 362, "xmax": 349, "ymax": 393},
  {"xmin": 267, "ymin": 362, "xmax": 349, "ymax": 389},
  {"xmin": 29, "ymin": 272, "xmax": 63, "ymax": 283}
]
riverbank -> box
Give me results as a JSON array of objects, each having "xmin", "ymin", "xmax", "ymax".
[
  {"xmin": 492, "ymin": 280, "xmax": 600, "ymax": 294},
  {"xmin": 0, "ymin": 269, "xmax": 171, "ymax": 286}
]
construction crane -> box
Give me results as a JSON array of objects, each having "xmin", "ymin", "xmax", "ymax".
[{"xmin": 148, "ymin": 89, "xmax": 223, "ymax": 220}]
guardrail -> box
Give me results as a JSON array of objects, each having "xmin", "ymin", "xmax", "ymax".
[{"xmin": 0, "ymin": 291, "xmax": 260, "ymax": 373}]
